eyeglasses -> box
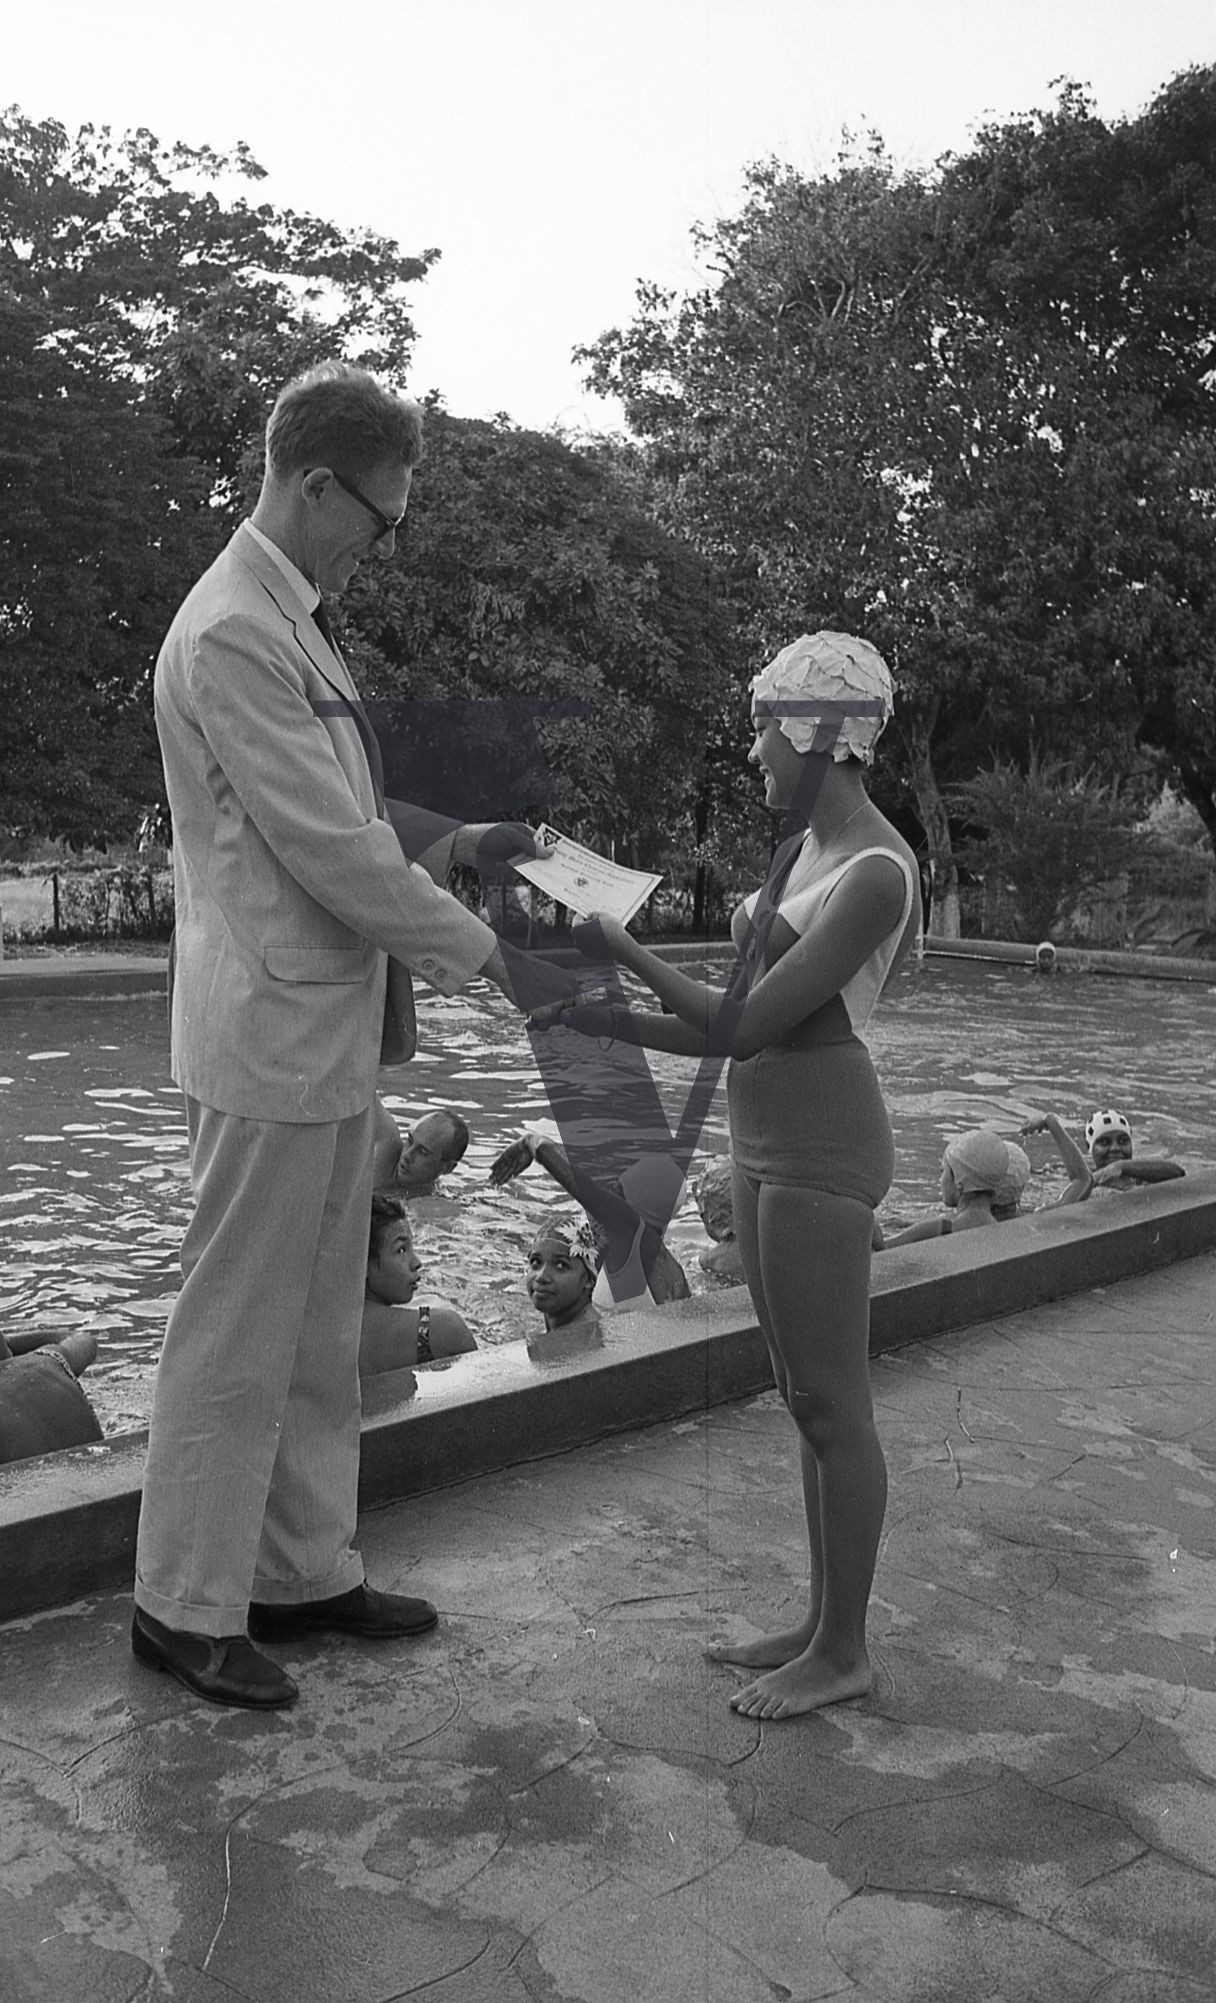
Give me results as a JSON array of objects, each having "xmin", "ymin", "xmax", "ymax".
[{"xmin": 329, "ymin": 469, "xmax": 407, "ymax": 544}]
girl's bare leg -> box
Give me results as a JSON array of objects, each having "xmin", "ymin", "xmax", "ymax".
[
  {"xmin": 728, "ymin": 1185, "xmax": 887, "ymax": 1718},
  {"xmin": 707, "ymin": 1166, "xmax": 825, "ymax": 1669}
]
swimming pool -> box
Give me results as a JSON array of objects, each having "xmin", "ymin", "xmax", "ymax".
[{"xmin": 2, "ymin": 953, "xmax": 1213, "ymax": 1436}]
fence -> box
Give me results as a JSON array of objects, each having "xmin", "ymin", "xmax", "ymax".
[
  {"xmin": 0, "ymin": 866, "xmax": 174, "ymax": 944},
  {"xmin": 961, "ymin": 862, "xmax": 1216, "ymax": 953}
]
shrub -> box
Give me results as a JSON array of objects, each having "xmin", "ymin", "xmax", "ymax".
[{"xmin": 951, "ymin": 754, "xmax": 1144, "ymax": 943}]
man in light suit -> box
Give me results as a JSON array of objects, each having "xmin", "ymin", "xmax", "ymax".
[{"xmin": 133, "ymin": 363, "xmax": 569, "ymax": 1709}]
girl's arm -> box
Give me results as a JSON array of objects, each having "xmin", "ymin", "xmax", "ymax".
[
  {"xmin": 574, "ymin": 858, "xmax": 908, "ymax": 1062},
  {"xmin": 1096, "ymin": 1158, "xmax": 1185, "ymax": 1185},
  {"xmin": 1021, "ymin": 1113, "xmax": 1092, "ymax": 1205},
  {"xmin": 489, "ymin": 1132, "xmax": 644, "ymax": 1241},
  {"xmin": 577, "ymin": 1007, "xmax": 717, "ymax": 1057},
  {"xmin": 876, "ymin": 1216, "xmax": 950, "ymax": 1248}
]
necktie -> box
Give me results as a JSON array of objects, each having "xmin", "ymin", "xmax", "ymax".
[
  {"xmin": 312, "ymin": 598, "xmax": 338, "ymax": 653},
  {"xmin": 308, "ymin": 599, "xmax": 385, "ymax": 801}
]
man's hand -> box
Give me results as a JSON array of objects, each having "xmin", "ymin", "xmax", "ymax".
[
  {"xmin": 480, "ymin": 940, "xmax": 578, "ymax": 1016},
  {"xmin": 451, "ymin": 821, "xmax": 555, "ymax": 876}
]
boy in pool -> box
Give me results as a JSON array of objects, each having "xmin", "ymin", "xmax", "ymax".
[
  {"xmin": 1022, "ymin": 1108, "xmax": 1185, "ymax": 1194},
  {"xmin": 359, "ymin": 1193, "xmax": 477, "ymax": 1379},
  {"xmin": 371, "ymin": 1095, "xmax": 470, "ymax": 1197},
  {"xmin": 525, "ymin": 1219, "xmax": 602, "ymax": 1341}
]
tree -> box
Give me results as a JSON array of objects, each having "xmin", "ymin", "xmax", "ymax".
[
  {"xmin": 336, "ymin": 410, "xmax": 743, "ymax": 913},
  {"xmin": 0, "ymin": 107, "xmax": 433, "ymax": 844},
  {"xmin": 0, "ymin": 286, "xmax": 215, "ymax": 843}
]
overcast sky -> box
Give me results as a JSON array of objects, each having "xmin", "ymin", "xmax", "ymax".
[{"xmin": 8, "ymin": 1, "xmax": 1215, "ymax": 431}]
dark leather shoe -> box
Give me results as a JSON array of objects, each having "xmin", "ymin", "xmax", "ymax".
[
  {"xmin": 131, "ymin": 1609, "xmax": 298, "ymax": 1709},
  {"xmin": 248, "ymin": 1582, "xmax": 439, "ymax": 1642}
]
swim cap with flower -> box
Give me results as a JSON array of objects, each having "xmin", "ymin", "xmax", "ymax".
[
  {"xmin": 532, "ymin": 1217, "xmax": 601, "ymax": 1277},
  {"xmin": 750, "ymin": 631, "xmax": 895, "ymax": 764}
]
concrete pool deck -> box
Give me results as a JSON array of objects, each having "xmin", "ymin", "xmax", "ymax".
[{"xmin": 2, "ymin": 1240, "xmax": 1214, "ymax": 2001}]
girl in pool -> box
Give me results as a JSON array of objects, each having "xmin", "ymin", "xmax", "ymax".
[
  {"xmin": 1021, "ymin": 1108, "xmax": 1184, "ymax": 1194},
  {"xmin": 490, "ymin": 1131, "xmax": 690, "ymax": 1309},
  {"xmin": 548, "ymin": 630, "xmax": 921, "ymax": 1719},
  {"xmin": 875, "ymin": 1129, "xmax": 1038, "ymax": 1246},
  {"xmin": 359, "ymin": 1193, "xmax": 477, "ymax": 1378},
  {"xmin": 525, "ymin": 1219, "xmax": 603, "ymax": 1341}
]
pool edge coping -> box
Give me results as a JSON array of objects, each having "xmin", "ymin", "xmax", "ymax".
[
  {"xmin": 3, "ymin": 1171, "xmax": 1215, "ymax": 1623},
  {"xmin": 6, "ymin": 930, "xmax": 1216, "ymax": 997}
]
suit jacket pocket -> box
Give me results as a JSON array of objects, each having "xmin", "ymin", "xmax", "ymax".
[{"xmin": 264, "ymin": 945, "xmax": 373, "ymax": 984}]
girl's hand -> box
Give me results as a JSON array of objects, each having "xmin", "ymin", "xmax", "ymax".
[
  {"xmin": 488, "ymin": 1138, "xmax": 535, "ymax": 1185},
  {"xmin": 572, "ymin": 912, "xmax": 631, "ymax": 960}
]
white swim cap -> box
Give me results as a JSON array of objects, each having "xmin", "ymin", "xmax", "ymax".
[
  {"xmin": 1085, "ymin": 1110, "xmax": 1131, "ymax": 1150},
  {"xmin": 750, "ymin": 631, "xmax": 894, "ymax": 764},
  {"xmin": 942, "ymin": 1129, "xmax": 1014, "ymax": 1197},
  {"xmin": 993, "ymin": 1141, "xmax": 1031, "ymax": 1211}
]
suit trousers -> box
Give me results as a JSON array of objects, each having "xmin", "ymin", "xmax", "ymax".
[{"xmin": 134, "ymin": 1095, "xmax": 375, "ymax": 1636}]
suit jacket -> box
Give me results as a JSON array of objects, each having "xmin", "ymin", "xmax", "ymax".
[{"xmin": 155, "ymin": 523, "xmax": 497, "ymax": 1122}]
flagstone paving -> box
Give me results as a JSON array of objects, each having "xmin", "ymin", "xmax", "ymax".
[{"xmin": 3, "ymin": 1252, "xmax": 1215, "ymax": 2001}]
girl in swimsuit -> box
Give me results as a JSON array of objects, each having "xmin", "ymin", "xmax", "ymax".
[
  {"xmin": 489, "ymin": 1132, "xmax": 690, "ymax": 1310},
  {"xmin": 549, "ymin": 631, "xmax": 922, "ymax": 1718}
]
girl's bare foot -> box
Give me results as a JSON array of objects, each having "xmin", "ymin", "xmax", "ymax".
[
  {"xmin": 706, "ymin": 1618, "xmax": 817, "ymax": 1670},
  {"xmin": 729, "ymin": 1645, "xmax": 872, "ymax": 1720}
]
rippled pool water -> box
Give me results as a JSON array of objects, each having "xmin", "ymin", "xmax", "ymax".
[{"xmin": 2, "ymin": 953, "xmax": 1213, "ymax": 1437}]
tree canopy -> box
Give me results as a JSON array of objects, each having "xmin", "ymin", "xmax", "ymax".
[
  {"xmin": 7, "ymin": 75, "xmax": 1216, "ymax": 936},
  {"xmin": 579, "ymin": 68, "xmax": 1216, "ymax": 926},
  {"xmin": 336, "ymin": 411, "xmax": 738, "ymax": 895}
]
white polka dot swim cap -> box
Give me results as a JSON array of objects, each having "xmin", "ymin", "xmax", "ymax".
[{"xmin": 1085, "ymin": 1110, "xmax": 1131, "ymax": 1149}]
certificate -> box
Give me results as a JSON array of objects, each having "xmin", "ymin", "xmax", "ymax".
[{"xmin": 511, "ymin": 823, "xmax": 664, "ymax": 925}]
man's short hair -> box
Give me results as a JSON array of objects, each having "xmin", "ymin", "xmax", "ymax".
[
  {"xmin": 435, "ymin": 1110, "xmax": 470, "ymax": 1167},
  {"xmin": 266, "ymin": 362, "xmax": 424, "ymax": 482}
]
